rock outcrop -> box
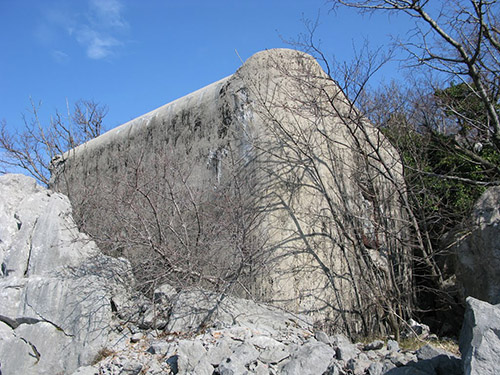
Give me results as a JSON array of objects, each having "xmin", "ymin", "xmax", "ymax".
[
  {"xmin": 460, "ymin": 297, "xmax": 500, "ymax": 375},
  {"xmin": 70, "ymin": 287, "xmax": 463, "ymax": 375},
  {"xmin": 0, "ymin": 174, "xmax": 134, "ymax": 375},
  {"xmin": 452, "ymin": 186, "xmax": 500, "ymax": 304},
  {"xmin": 50, "ymin": 48, "xmax": 411, "ymax": 337}
]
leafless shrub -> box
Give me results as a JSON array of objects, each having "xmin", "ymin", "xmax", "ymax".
[
  {"xmin": 56, "ymin": 141, "xmax": 270, "ymax": 300},
  {"xmin": 0, "ymin": 99, "xmax": 107, "ymax": 185}
]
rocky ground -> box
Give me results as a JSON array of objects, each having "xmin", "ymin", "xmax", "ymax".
[
  {"xmin": 71, "ymin": 286, "xmax": 465, "ymax": 375},
  {"xmin": 73, "ymin": 293, "xmax": 464, "ymax": 375}
]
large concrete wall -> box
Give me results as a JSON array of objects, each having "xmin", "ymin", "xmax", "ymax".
[{"xmin": 51, "ymin": 49, "xmax": 411, "ymax": 337}]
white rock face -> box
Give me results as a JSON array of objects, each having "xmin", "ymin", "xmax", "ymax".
[
  {"xmin": 166, "ymin": 288, "xmax": 313, "ymax": 337},
  {"xmin": 0, "ymin": 174, "xmax": 96, "ymax": 277},
  {"xmin": 0, "ymin": 174, "xmax": 133, "ymax": 375},
  {"xmin": 454, "ymin": 186, "xmax": 500, "ymax": 304}
]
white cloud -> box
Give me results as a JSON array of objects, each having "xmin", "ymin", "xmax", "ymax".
[
  {"xmin": 75, "ymin": 0, "xmax": 127, "ymax": 59},
  {"xmin": 89, "ymin": 0, "xmax": 128, "ymax": 30},
  {"xmin": 37, "ymin": 0, "xmax": 128, "ymax": 61},
  {"xmin": 76, "ymin": 27, "xmax": 121, "ymax": 60},
  {"xmin": 51, "ymin": 50, "xmax": 70, "ymax": 64}
]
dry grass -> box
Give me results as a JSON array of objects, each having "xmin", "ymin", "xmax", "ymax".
[
  {"xmin": 358, "ymin": 335, "xmax": 460, "ymax": 356},
  {"xmin": 92, "ymin": 347, "xmax": 115, "ymax": 365},
  {"xmin": 429, "ymin": 338, "xmax": 460, "ymax": 355},
  {"xmin": 399, "ymin": 337, "xmax": 460, "ymax": 355}
]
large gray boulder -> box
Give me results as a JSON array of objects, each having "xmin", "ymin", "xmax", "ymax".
[
  {"xmin": 0, "ymin": 174, "xmax": 134, "ymax": 375},
  {"xmin": 280, "ymin": 340, "xmax": 335, "ymax": 375},
  {"xmin": 166, "ymin": 288, "xmax": 313, "ymax": 338},
  {"xmin": 453, "ymin": 186, "xmax": 500, "ymax": 304},
  {"xmin": 460, "ymin": 297, "xmax": 500, "ymax": 375}
]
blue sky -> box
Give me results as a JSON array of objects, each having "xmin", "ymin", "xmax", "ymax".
[{"xmin": 0, "ymin": 0, "xmax": 410, "ymax": 133}]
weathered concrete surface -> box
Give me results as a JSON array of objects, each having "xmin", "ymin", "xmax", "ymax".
[
  {"xmin": 452, "ymin": 187, "xmax": 500, "ymax": 304},
  {"xmin": 460, "ymin": 297, "xmax": 500, "ymax": 375},
  {"xmin": 50, "ymin": 48, "xmax": 410, "ymax": 336},
  {"xmin": 0, "ymin": 174, "xmax": 133, "ymax": 375}
]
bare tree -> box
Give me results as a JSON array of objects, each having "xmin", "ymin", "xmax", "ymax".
[
  {"xmin": 0, "ymin": 99, "xmax": 107, "ymax": 185},
  {"xmin": 333, "ymin": 0, "xmax": 500, "ymax": 153},
  {"xmin": 324, "ymin": 0, "xmax": 500, "ymax": 334}
]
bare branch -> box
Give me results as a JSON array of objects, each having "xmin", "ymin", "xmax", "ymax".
[{"xmin": 0, "ymin": 99, "xmax": 107, "ymax": 185}]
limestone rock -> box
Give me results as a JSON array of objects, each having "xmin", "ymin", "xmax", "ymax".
[
  {"xmin": 408, "ymin": 344, "xmax": 462, "ymax": 375},
  {"xmin": 69, "ymin": 366, "xmax": 98, "ymax": 375},
  {"xmin": 460, "ymin": 297, "xmax": 500, "ymax": 374},
  {"xmin": 166, "ymin": 288, "xmax": 312, "ymax": 337},
  {"xmin": 368, "ymin": 361, "xmax": 396, "ymax": 375},
  {"xmin": 206, "ymin": 338, "xmax": 234, "ymax": 365},
  {"xmin": 453, "ymin": 186, "xmax": 500, "ymax": 304},
  {"xmin": 177, "ymin": 339, "xmax": 213, "ymax": 375},
  {"xmin": 153, "ymin": 282, "xmax": 177, "ymax": 303},
  {"xmin": 218, "ymin": 357, "xmax": 249, "ymax": 375},
  {"xmin": 347, "ymin": 352, "xmax": 372, "ymax": 375},
  {"xmin": 0, "ymin": 174, "xmax": 134, "ymax": 375},
  {"xmin": 314, "ymin": 330, "xmax": 331, "ymax": 345},
  {"xmin": 248, "ymin": 361, "xmax": 270, "ymax": 375},
  {"xmin": 81, "ymin": 289, "xmax": 464, "ymax": 375},
  {"xmin": 403, "ymin": 319, "xmax": 430, "ymax": 339},
  {"xmin": 147, "ymin": 341, "xmax": 176, "ymax": 356},
  {"xmin": 364, "ymin": 340, "xmax": 384, "ymax": 351},
  {"xmin": 333, "ymin": 334, "xmax": 360, "ymax": 362},
  {"xmin": 384, "ymin": 367, "xmax": 430, "ymax": 375},
  {"xmin": 280, "ymin": 340, "xmax": 335, "ymax": 375},
  {"xmin": 130, "ymin": 333, "xmax": 143, "ymax": 343},
  {"xmin": 416, "ymin": 344, "xmax": 446, "ymax": 361},
  {"xmin": 231, "ymin": 342, "xmax": 260, "ymax": 365},
  {"xmin": 387, "ymin": 339, "xmax": 400, "ymax": 352},
  {"xmin": 249, "ymin": 336, "xmax": 289, "ymax": 364}
]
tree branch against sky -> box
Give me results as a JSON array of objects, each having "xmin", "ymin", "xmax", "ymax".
[
  {"xmin": 333, "ymin": 0, "xmax": 500, "ymax": 149},
  {"xmin": 0, "ymin": 100, "xmax": 107, "ymax": 185}
]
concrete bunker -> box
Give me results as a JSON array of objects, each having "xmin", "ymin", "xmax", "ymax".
[{"xmin": 51, "ymin": 49, "xmax": 412, "ymax": 337}]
